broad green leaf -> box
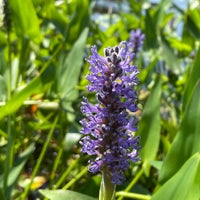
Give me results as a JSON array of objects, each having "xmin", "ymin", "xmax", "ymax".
[
  {"xmin": 65, "ymin": 0, "xmax": 90, "ymax": 45},
  {"xmin": 148, "ymin": 160, "xmax": 163, "ymax": 171},
  {"xmin": 47, "ymin": 4, "xmax": 69, "ymax": 35},
  {"xmin": 9, "ymin": 0, "xmax": 42, "ymax": 42},
  {"xmin": 56, "ymin": 28, "xmax": 89, "ymax": 99},
  {"xmin": 0, "ymin": 76, "xmax": 7, "ymax": 101},
  {"xmin": 144, "ymin": 0, "xmax": 172, "ymax": 49},
  {"xmin": 182, "ymin": 47, "xmax": 200, "ymax": 110},
  {"xmin": 186, "ymin": 7, "xmax": 200, "ymax": 39},
  {"xmin": 0, "ymin": 65, "xmax": 54, "ymax": 120},
  {"xmin": 0, "ymin": 78, "xmax": 41, "ymax": 119},
  {"xmin": 0, "ymin": 31, "xmax": 7, "ymax": 50},
  {"xmin": 0, "ymin": 144, "xmax": 35, "ymax": 196},
  {"xmin": 167, "ymin": 37, "xmax": 192, "ymax": 55},
  {"xmin": 0, "ymin": 42, "xmax": 59, "ymax": 119},
  {"xmin": 56, "ymin": 28, "xmax": 88, "ymax": 121},
  {"xmin": 159, "ymin": 80, "xmax": 200, "ymax": 183},
  {"xmin": 144, "ymin": 9, "xmax": 158, "ymax": 49},
  {"xmin": 138, "ymin": 77, "xmax": 161, "ymax": 176},
  {"xmin": 138, "ymin": 55, "xmax": 158, "ymax": 83},
  {"xmin": 152, "ymin": 153, "xmax": 200, "ymax": 200},
  {"xmin": 0, "ymin": 189, "xmax": 6, "ymax": 200},
  {"xmin": 154, "ymin": 0, "xmax": 172, "ymax": 29},
  {"xmin": 39, "ymin": 189, "xmax": 97, "ymax": 200},
  {"xmin": 159, "ymin": 32, "xmax": 179, "ymax": 71},
  {"xmin": 64, "ymin": 133, "xmax": 81, "ymax": 152},
  {"xmin": 182, "ymin": 17, "xmax": 195, "ymax": 47}
]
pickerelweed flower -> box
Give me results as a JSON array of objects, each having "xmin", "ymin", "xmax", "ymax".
[
  {"xmin": 80, "ymin": 31, "xmax": 144, "ymax": 186},
  {"xmin": 128, "ymin": 29, "xmax": 145, "ymax": 54}
]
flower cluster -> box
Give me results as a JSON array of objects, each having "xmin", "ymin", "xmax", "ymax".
[
  {"xmin": 80, "ymin": 30, "xmax": 144, "ymax": 185},
  {"xmin": 128, "ymin": 29, "xmax": 145, "ymax": 54}
]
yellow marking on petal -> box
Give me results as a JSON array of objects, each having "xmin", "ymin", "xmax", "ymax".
[{"xmin": 116, "ymin": 78, "xmax": 122, "ymax": 83}]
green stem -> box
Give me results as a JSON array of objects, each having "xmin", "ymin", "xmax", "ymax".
[
  {"xmin": 99, "ymin": 170, "xmax": 116, "ymax": 200},
  {"xmin": 55, "ymin": 158, "xmax": 79, "ymax": 189},
  {"xmin": 49, "ymin": 147, "xmax": 63, "ymax": 187},
  {"xmin": 116, "ymin": 192, "xmax": 151, "ymax": 200},
  {"xmin": 21, "ymin": 116, "xmax": 58, "ymax": 199},
  {"xmin": 62, "ymin": 166, "xmax": 88, "ymax": 190},
  {"xmin": 3, "ymin": 26, "xmax": 14, "ymax": 200},
  {"xmin": 3, "ymin": 116, "xmax": 13, "ymax": 200},
  {"xmin": 117, "ymin": 168, "xmax": 144, "ymax": 200}
]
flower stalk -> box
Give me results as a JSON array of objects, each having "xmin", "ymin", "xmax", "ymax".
[{"xmin": 99, "ymin": 169, "xmax": 116, "ymax": 200}]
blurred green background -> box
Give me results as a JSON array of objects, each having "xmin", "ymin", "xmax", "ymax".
[{"xmin": 0, "ymin": 0, "xmax": 200, "ymax": 199}]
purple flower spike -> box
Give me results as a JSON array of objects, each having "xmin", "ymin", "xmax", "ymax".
[
  {"xmin": 80, "ymin": 40, "xmax": 140, "ymax": 185},
  {"xmin": 128, "ymin": 29, "xmax": 145, "ymax": 54}
]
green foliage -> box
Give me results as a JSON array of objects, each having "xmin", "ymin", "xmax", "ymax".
[
  {"xmin": 39, "ymin": 189, "xmax": 97, "ymax": 200},
  {"xmin": 159, "ymin": 80, "xmax": 200, "ymax": 183},
  {"xmin": 152, "ymin": 153, "xmax": 200, "ymax": 200},
  {"xmin": 9, "ymin": 0, "xmax": 43, "ymax": 42},
  {"xmin": 0, "ymin": 0, "xmax": 200, "ymax": 199},
  {"xmin": 138, "ymin": 76, "xmax": 161, "ymax": 176}
]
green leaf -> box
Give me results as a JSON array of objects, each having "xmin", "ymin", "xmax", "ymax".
[
  {"xmin": 0, "ymin": 31, "xmax": 7, "ymax": 50},
  {"xmin": 39, "ymin": 189, "xmax": 97, "ymax": 200},
  {"xmin": 186, "ymin": 7, "xmax": 200, "ymax": 39},
  {"xmin": 138, "ymin": 76, "xmax": 161, "ymax": 176},
  {"xmin": 0, "ymin": 189, "xmax": 6, "ymax": 200},
  {"xmin": 64, "ymin": 133, "xmax": 81, "ymax": 152},
  {"xmin": 0, "ymin": 65, "xmax": 54, "ymax": 120},
  {"xmin": 159, "ymin": 33, "xmax": 179, "ymax": 71},
  {"xmin": 148, "ymin": 160, "xmax": 163, "ymax": 171},
  {"xmin": 65, "ymin": 1, "xmax": 90, "ymax": 45},
  {"xmin": 152, "ymin": 153, "xmax": 200, "ymax": 200},
  {"xmin": 0, "ymin": 76, "xmax": 7, "ymax": 101},
  {"xmin": 55, "ymin": 27, "xmax": 88, "ymax": 121},
  {"xmin": 144, "ymin": 0, "xmax": 172, "ymax": 49},
  {"xmin": 56, "ymin": 28, "xmax": 88, "ymax": 99},
  {"xmin": 167, "ymin": 37, "xmax": 192, "ymax": 55},
  {"xmin": 182, "ymin": 47, "xmax": 200, "ymax": 110},
  {"xmin": 159, "ymin": 80, "xmax": 200, "ymax": 183},
  {"xmin": 144, "ymin": 9, "xmax": 158, "ymax": 49},
  {"xmin": 9, "ymin": 0, "xmax": 42, "ymax": 42},
  {"xmin": 138, "ymin": 55, "xmax": 158, "ymax": 83},
  {"xmin": 154, "ymin": 0, "xmax": 172, "ymax": 29},
  {"xmin": 0, "ymin": 144, "xmax": 35, "ymax": 193},
  {"xmin": 47, "ymin": 4, "xmax": 69, "ymax": 35}
]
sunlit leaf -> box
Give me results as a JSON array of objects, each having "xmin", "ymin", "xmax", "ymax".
[
  {"xmin": 9, "ymin": 0, "xmax": 43, "ymax": 42},
  {"xmin": 65, "ymin": 0, "xmax": 90, "ymax": 45},
  {"xmin": 39, "ymin": 189, "xmax": 97, "ymax": 200},
  {"xmin": 152, "ymin": 153, "xmax": 200, "ymax": 200},
  {"xmin": 0, "ymin": 144, "xmax": 35, "ymax": 196},
  {"xmin": 144, "ymin": 9, "xmax": 158, "ymax": 49},
  {"xmin": 47, "ymin": 4, "xmax": 69, "ymax": 35},
  {"xmin": 0, "ymin": 31, "xmax": 7, "ymax": 50},
  {"xmin": 159, "ymin": 80, "xmax": 200, "ymax": 183},
  {"xmin": 182, "ymin": 47, "xmax": 200, "ymax": 110},
  {"xmin": 186, "ymin": 7, "xmax": 200, "ymax": 39},
  {"xmin": 168, "ymin": 37, "xmax": 192, "ymax": 54},
  {"xmin": 138, "ymin": 76, "xmax": 161, "ymax": 176},
  {"xmin": 64, "ymin": 133, "xmax": 81, "ymax": 152},
  {"xmin": 159, "ymin": 32, "xmax": 179, "ymax": 71},
  {"xmin": 56, "ymin": 28, "xmax": 88, "ymax": 99},
  {"xmin": 0, "ymin": 76, "xmax": 7, "ymax": 101},
  {"xmin": 0, "ymin": 65, "xmax": 54, "ymax": 119}
]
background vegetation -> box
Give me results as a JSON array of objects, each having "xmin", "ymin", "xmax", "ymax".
[{"xmin": 0, "ymin": 0, "xmax": 200, "ymax": 199}]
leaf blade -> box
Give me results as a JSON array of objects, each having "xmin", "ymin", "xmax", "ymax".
[
  {"xmin": 39, "ymin": 189, "xmax": 97, "ymax": 200},
  {"xmin": 159, "ymin": 80, "xmax": 200, "ymax": 183}
]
